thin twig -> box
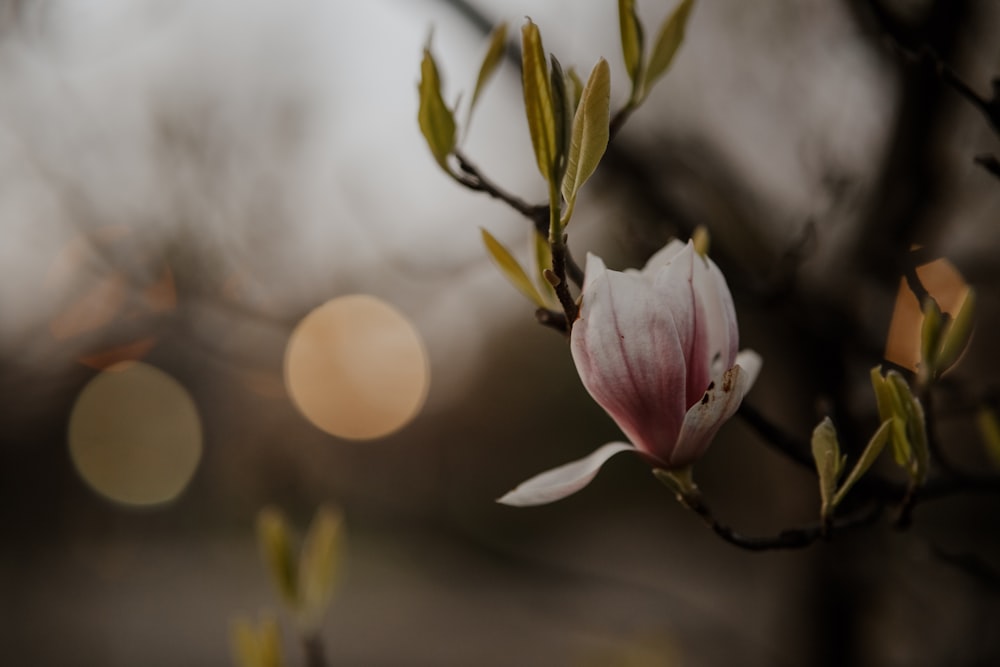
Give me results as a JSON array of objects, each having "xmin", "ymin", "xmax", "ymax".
[
  {"xmin": 929, "ymin": 543, "xmax": 1000, "ymax": 593},
  {"xmin": 452, "ymin": 149, "xmax": 550, "ymax": 236},
  {"xmin": 680, "ymin": 492, "xmax": 883, "ymax": 552},
  {"xmin": 902, "ymin": 260, "xmax": 936, "ymax": 311},
  {"xmin": 565, "ymin": 251, "xmax": 585, "ymax": 289},
  {"xmin": 608, "ymin": 102, "xmax": 637, "ymax": 144},
  {"xmin": 920, "ymin": 387, "xmax": 963, "ymax": 477},
  {"xmin": 549, "ymin": 233, "xmax": 579, "ymax": 324},
  {"xmin": 974, "ymin": 153, "xmax": 1000, "ymax": 180}
]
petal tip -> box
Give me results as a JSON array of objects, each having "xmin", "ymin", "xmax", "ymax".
[{"xmin": 494, "ymin": 442, "xmax": 635, "ymax": 508}]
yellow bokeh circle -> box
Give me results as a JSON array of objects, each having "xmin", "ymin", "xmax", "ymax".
[
  {"xmin": 284, "ymin": 295, "xmax": 430, "ymax": 440},
  {"xmin": 68, "ymin": 361, "xmax": 203, "ymax": 506}
]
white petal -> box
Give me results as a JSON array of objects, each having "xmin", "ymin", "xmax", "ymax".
[
  {"xmin": 582, "ymin": 252, "xmax": 609, "ymax": 295},
  {"xmin": 641, "ymin": 239, "xmax": 689, "ymax": 275},
  {"xmin": 667, "ymin": 364, "xmax": 754, "ymax": 469},
  {"xmin": 571, "ymin": 263, "xmax": 688, "ymax": 460},
  {"xmin": 692, "ymin": 256, "xmax": 739, "ymax": 373},
  {"xmin": 735, "ymin": 349, "xmax": 762, "ymax": 389},
  {"xmin": 496, "ymin": 442, "xmax": 635, "ymax": 507}
]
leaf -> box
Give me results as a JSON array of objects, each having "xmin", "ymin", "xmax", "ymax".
[
  {"xmin": 870, "ymin": 366, "xmax": 893, "ymax": 424},
  {"xmin": 230, "ymin": 615, "xmax": 285, "ymax": 667},
  {"xmin": 810, "ymin": 417, "xmax": 841, "ymax": 517},
  {"xmin": 887, "ymin": 371, "xmax": 928, "ymax": 481},
  {"xmin": 231, "ymin": 618, "xmax": 260, "ymax": 667},
  {"xmin": 833, "ymin": 419, "xmax": 892, "ymax": 508},
  {"xmin": 889, "ymin": 415, "xmax": 911, "ymax": 467},
  {"xmin": 418, "ymin": 45, "xmax": 457, "ymax": 172},
  {"xmin": 618, "ymin": 0, "xmax": 644, "ymax": 91},
  {"xmin": 561, "ymin": 58, "xmax": 611, "ymax": 213},
  {"xmin": 533, "ymin": 229, "xmax": 556, "ymax": 302},
  {"xmin": 919, "ymin": 299, "xmax": 943, "ymax": 377},
  {"xmin": 468, "ymin": 23, "xmax": 508, "ymax": 124},
  {"xmin": 907, "ymin": 384, "xmax": 929, "ymax": 483},
  {"xmin": 521, "ymin": 19, "xmax": 557, "ymax": 183},
  {"xmin": 549, "ymin": 55, "xmax": 573, "ymax": 188},
  {"xmin": 642, "ymin": 0, "xmax": 694, "ymax": 97},
  {"xmin": 256, "ymin": 617, "xmax": 285, "ymax": 667},
  {"xmin": 977, "ymin": 406, "xmax": 1000, "ymax": 470},
  {"xmin": 298, "ymin": 505, "xmax": 345, "ymax": 627},
  {"xmin": 936, "ymin": 287, "xmax": 975, "ymax": 375},
  {"xmin": 256, "ymin": 507, "xmax": 299, "ymax": 608},
  {"xmin": 482, "ymin": 228, "xmax": 547, "ymax": 307}
]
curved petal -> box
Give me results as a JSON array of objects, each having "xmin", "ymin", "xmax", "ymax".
[
  {"xmin": 496, "ymin": 442, "xmax": 635, "ymax": 507},
  {"xmin": 581, "ymin": 252, "xmax": 609, "ymax": 295},
  {"xmin": 572, "ymin": 262, "xmax": 688, "ymax": 461},
  {"xmin": 640, "ymin": 238, "xmax": 688, "ymax": 274},
  {"xmin": 686, "ymin": 255, "xmax": 739, "ymax": 400},
  {"xmin": 666, "ymin": 362, "xmax": 754, "ymax": 469},
  {"xmin": 734, "ymin": 349, "xmax": 762, "ymax": 389}
]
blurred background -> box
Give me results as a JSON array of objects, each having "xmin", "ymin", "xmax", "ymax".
[{"xmin": 1, "ymin": 0, "xmax": 999, "ymax": 665}]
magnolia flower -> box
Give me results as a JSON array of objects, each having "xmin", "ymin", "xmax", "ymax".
[{"xmin": 499, "ymin": 240, "xmax": 761, "ymax": 506}]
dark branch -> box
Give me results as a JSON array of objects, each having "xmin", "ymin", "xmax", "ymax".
[
  {"xmin": 974, "ymin": 153, "xmax": 1000, "ymax": 180},
  {"xmin": 681, "ymin": 493, "xmax": 883, "ymax": 552},
  {"xmin": 453, "ymin": 149, "xmax": 550, "ymax": 236},
  {"xmin": 930, "ymin": 544, "xmax": 1000, "ymax": 593}
]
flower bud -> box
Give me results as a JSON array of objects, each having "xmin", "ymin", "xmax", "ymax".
[{"xmin": 499, "ymin": 240, "xmax": 761, "ymax": 506}]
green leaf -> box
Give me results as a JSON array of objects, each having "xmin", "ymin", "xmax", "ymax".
[
  {"xmin": 618, "ymin": 0, "xmax": 644, "ymax": 93},
  {"xmin": 870, "ymin": 366, "xmax": 893, "ymax": 424},
  {"xmin": 230, "ymin": 615, "xmax": 285, "ymax": 667},
  {"xmin": 642, "ymin": 0, "xmax": 694, "ymax": 98},
  {"xmin": 549, "ymin": 55, "xmax": 573, "ymax": 188},
  {"xmin": 256, "ymin": 507, "xmax": 299, "ymax": 608},
  {"xmin": 418, "ymin": 45, "xmax": 457, "ymax": 172},
  {"xmin": 468, "ymin": 23, "xmax": 508, "ymax": 124},
  {"xmin": 889, "ymin": 415, "xmax": 911, "ymax": 467},
  {"xmin": 919, "ymin": 299, "xmax": 943, "ymax": 379},
  {"xmin": 560, "ymin": 58, "xmax": 611, "ymax": 215},
  {"xmin": 256, "ymin": 617, "xmax": 285, "ymax": 667},
  {"xmin": 907, "ymin": 384, "xmax": 930, "ymax": 483},
  {"xmin": 887, "ymin": 371, "xmax": 928, "ymax": 481},
  {"xmin": 533, "ymin": 230, "xmax": 556, "ymax": 302},
  {"xmin": 833, "ymin": 419, "xmax": 891, "ymax": 508},
  {"xmin": 935, "ymin": 287, "xmax": 975, "ymax": 376},
  {"xmin": 521, "ymin": 19, "xmax": 557, "ymax": 183},
  {"xmin": 298, "ymin": 505, "xmax": 345, "ymax": 628},
  {"xmin": 810, "ymin": 417, "xmax": 841, "ymax": 517},
  {"xmin": 482, "ymin": 228, "xmax": 548, "ymax": 307},
  {"xmin": 977, "ymin": 406, "xmax": 1000, "ymax": 470},
  {"xmin": 231, "ymin": 618, "xmax": 259, "ymax": 667}
]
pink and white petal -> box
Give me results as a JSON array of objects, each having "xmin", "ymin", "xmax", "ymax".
[
  {"xmin": 734, "ymin": 349, "xmax": 763, "ymax": 390},
  {"xmin": 572, "ymin": 269, "xmax": 688, "ymax": 457},
  {"xmin": 641, "ymin": 238, "xmax": 689, "ymax": 275},
  {"xmin": 496, "ymin": 442, "xmax": 635, "ymax": 507},
  {"xmin": 666, "ymin": 364, "xmax": 753, "ymax": 469},
  {"xmin": 581, "ymin": 252, "xmax": 609, "ymax": 294},
  {"xmin": 691, "ymin": 257, "xmax": 739, "ymax": 375}
]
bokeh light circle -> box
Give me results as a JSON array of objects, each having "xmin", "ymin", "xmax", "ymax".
[
  {"xmin": 68, "ymin": 361, "xmax": 203, "ymax": 506},
  {"xmin": 284, "ymin": 295, "xmax": 430, "ymax": 440}
]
